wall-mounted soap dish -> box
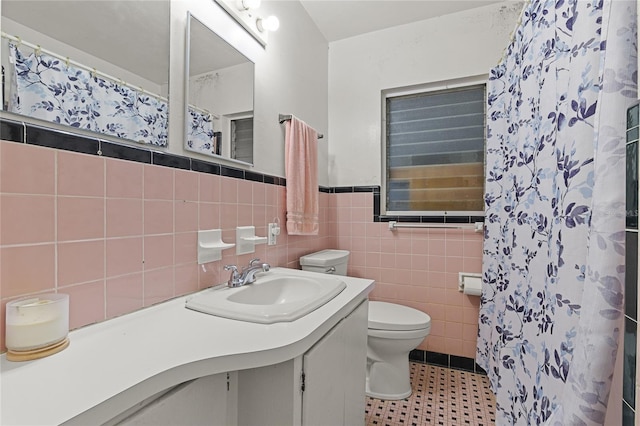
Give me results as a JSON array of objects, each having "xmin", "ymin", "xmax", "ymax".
[
  {"xmin": 198, "ymin": 229, "xmax": 235, "ymax": 264},
  {"xmin": 236, "ymin": 226, "xmax": 267, "ymax": 255}
]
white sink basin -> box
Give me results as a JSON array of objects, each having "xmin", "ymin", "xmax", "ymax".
[{"xmin": 185, "ymin": 268, "xmax": 347, "ymax": 323}]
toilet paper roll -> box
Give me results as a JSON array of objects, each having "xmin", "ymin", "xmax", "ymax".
[{"xmin": 463, "ymin": 276, "xmax": 482, "ymax": 296}]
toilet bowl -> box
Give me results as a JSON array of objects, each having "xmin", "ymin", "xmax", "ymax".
[
  {"xmin": 366, "ymin": 301, "xmax": 431, "ymax": 400},
  {"xmin": 299, "ymin": 250, "xmax": 431, "ymax": 400}
]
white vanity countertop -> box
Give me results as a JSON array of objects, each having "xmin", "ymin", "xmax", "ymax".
[{"xmin": 0, "ymin": 268, "xmax": 374, "ymax": 426}]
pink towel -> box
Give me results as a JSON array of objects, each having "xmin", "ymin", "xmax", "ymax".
[{"xmin": 285, "ymin": 116, "xmax": 319, "ymax": 235}]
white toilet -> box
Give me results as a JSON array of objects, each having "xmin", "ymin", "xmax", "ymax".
[
  {"xmin": 366, "ymin": 301, "xmax": 431, "ymax": 400},
  {"xmin": 300, "ymin": 250, "xmax": 432, "ymax": 401},
  {"xmin": 299, "ymin": 249, "xmax": 350, "ymax": 275}
]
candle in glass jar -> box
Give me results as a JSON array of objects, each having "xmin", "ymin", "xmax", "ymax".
[{"xmin": 5, "ymin": 294, "xmax": 69, "ymax": 351}]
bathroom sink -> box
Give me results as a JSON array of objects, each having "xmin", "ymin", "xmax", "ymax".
[{"xmin": 185, "ymin": 268, "xmax": 347, "ymax": 324}]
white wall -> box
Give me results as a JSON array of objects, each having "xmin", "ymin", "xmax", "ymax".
[
  {"xmin": 170, "ymin": 0, "xmax": 329, "ymax": 185},
  {"xmin": 189, "ymin": 63, "xmax": 254, "ymax": 117},
  {"xmin": 251, "ymin": 0, "xmax": 329, "ymax": 185},
  {"xmin": 327, "ymin": 2, "xmax": 523, "ymax": 187},
  {"xmin": 1, "ymin": 18, "xmax": 165, "ymax": 98}
]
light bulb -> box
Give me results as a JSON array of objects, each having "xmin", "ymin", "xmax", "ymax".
[{"xmin": 256, "ymin": 15, "xmax": 279, "ymax": 32}]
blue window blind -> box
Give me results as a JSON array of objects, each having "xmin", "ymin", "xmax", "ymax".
[
  {"xmin": 231, "ymin": 117, "xmax": 253, "ymax": 164},
  {"xmin": 386, "ymin": 85, "xmax": 485, "ymax": 213}
]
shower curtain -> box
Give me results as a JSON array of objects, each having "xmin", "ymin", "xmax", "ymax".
[
  {"xmin": 187, "ymin": 107, "xmax": 219, "ymax": 156},
  {"xmin": 8, "ymin": 43, "xmax": 168, "ymax": 146},
  {"xmin": 477, "ymin": 0, "xmax": 637, "ymax": 424}
]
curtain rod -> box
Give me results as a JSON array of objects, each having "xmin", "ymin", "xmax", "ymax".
[
  {"xmin": 188, "ymin": 104, "xmax": 220, "ymax": 120},
  {"xmin": 278, "ymin": 114, "xmax": 324, "ymax": 139},
  {"xmin": 388, "ymin": 221, "xmax": 484, "ymax": 233},
  {"xmin": 2, "ymin": 32, "xmax": 168, "ymax": 105}
]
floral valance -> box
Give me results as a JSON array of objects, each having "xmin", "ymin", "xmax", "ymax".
[{"xmin": 9, "ymin": 43, "xmax": 168, "ymax": 146}]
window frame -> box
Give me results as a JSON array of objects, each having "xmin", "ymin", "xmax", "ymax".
[
  {"xmin": 230, "ymin": 115, "xmax": 254, "ymax": 164},
  {"xmin": 224, "ymin": 111, "xmax": 253, "ymax": 165},
  {"xmin": 381, "ymin": 74, "xmax": 488, "ymax": 218}
]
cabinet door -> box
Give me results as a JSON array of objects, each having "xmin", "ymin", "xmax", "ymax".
[
  {"xmin": 114, "ymin": 374, "xmax": 232, "ymax": 426},
  {"xmin": 302, "ymin": 300, "xmax": 368, "ymax": 426},
  {"xmin": 341, "ymin": 300, "xmax": 368, "ymax": 424},
  {"xmin": 302, "ymin": 323, "xmax": 345, "ymax": 426}
]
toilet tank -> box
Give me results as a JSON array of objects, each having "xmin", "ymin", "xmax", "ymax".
[{"xmin": 300, "ymin": 249, "xmax": 350, "ymax": 276}]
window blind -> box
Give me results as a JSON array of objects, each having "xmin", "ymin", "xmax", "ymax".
[
  {"xmin": 386, "ymin": 85, "xmax": 485, "ymax": 213},
  {"xmin": 231, "ymin": 117, "xmax": 253, "ymax": 164}
]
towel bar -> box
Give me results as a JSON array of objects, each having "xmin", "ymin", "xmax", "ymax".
[
  {"xmin": 388, "ymin": 221, "xmax": 484, "ymax": 232},
  {"xmin": 278, "ymin": 114, "xmax": 324, "ymax": 139}
]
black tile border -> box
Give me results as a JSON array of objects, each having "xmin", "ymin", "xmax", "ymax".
[
  {"xmin": 409, "ymin": 349, "xmax": 426, "ymax": 363},
  {"xmin": 331, "ymin": 186, "xmax": 484, "ymax": 223},
  {"xmin": 191, "ymin": 158, "xmax": 221, "ymax": 175},
  {"xmin": 220, "ymin": 165, "xmax": 244, "ymax": 179},
  {"xmin": 0, "ymin": 118, "xmax": 380, "ymax": 195},
  {"xmin": 152, "ymin": 151, "xmax": 191, "ymax": 170},
  {"xmin": 1, "ymin": 119, "xmax": 24, "ymax": 143},
  {"xmin": 27, "ymin": 124, "xmax": 99, "ymax": 155},
  {"xmin": 245, "ymin": 170, "xmax": 264, "ymax": 183},
  {"xmin": 2, "ymin": 120, "xmax": 489, "ymax": 374},
  {"xmin": 100, "ymin": 141, "xmax": 151, "ymax": 164},
  {"xmin": 333, "ymin": 186, "xmax": 354, "ymax": 193},
  {"xmin": 379, "ymin": 214, "xmax": 483, "ymax": 224},
  {"xmin": 450, "ymin": 354, "xmax": 476, "ymax": 371},
  {"xmin": 0, "ymin": 118, "xmax": 485, "ymax": 224},
  {"xmin": 410, "ymin": 349, "xmax": 487, "ymax": 375},
  {"xmin": 0, "ymin": 118, "xmax": 296, "ymax": 186}
]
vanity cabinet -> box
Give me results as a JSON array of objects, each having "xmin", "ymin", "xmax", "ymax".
[
  {"xmin": 0, "ymin": 268, "xmax": 374, "ymax": 426},
  {"xmin": 111, "ymin": 373, "xmax": 236, "ymax": 425},
  {"xmin": 237, "ymin": 299, "xmax": 368, "ymax": 426},
  {"xmin": 302, "ymin": 298, "xmax": 368, "ymax": 425},
  {"xmin": 105, "ymin": 299, "xmax": 368, "ymax": 426}
]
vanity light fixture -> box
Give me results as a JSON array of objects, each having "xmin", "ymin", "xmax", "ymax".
[
  {"xmin": 256, "ymin": 15, "xmax": 280, "ymax": 32},
  {"xmin": 236, "ymin": 0, "xmax": 260, "ymax": 11},
  {"xmin": 214, "ymin": 0, "xmax": 277, "ymax": 47}
]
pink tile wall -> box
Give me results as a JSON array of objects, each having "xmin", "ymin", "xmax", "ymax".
[
  {"xmin": 0, "ymin": 141, "xmax": 333, "ymax": 352},
  {"xmin": 330, "ymin": 192, "xmax": 483, "ymax": 359},
  {"xmin": 0, "ymin": 140, "xmax": 483, "ymax": 360}
]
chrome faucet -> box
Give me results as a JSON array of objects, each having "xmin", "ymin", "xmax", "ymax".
[{"xmin": 224, "ymin": 258, "xmax": 270, "ymax": 287}]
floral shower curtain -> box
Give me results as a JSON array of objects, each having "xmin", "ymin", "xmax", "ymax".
[
  {"xmin": 478, "ymin": 0, "xmax": 637, "ymax": 424},
  {"xmin": 187, "ymin": 107, "xmax": 220, "ymax": 156},
  {"xmin": 9, "ymin": 43, "xmax": 168, "ymax": 146}
]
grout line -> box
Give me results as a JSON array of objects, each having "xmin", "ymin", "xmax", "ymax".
[
  {"xmin": 103, "ymin": 156, "xmax": 107, "ymax": 320},
  {"xmin": 141, "ymin": 165, "xmax": 147, "ymax": 307},
  {"xmin": 54, "ymin": 150, "xmax": 59, "ymax": 293}
]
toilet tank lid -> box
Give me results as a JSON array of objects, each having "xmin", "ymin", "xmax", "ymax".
[
  {"xmin": 368, "ymin": 301, "xmax": 431, "ymax": 331},
  {"xmin": 300, "ymin": 249, "xmax": 350, "ymax": 267}
]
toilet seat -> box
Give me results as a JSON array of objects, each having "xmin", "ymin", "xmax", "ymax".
[
  {"xmin": 368, "ymin": 301, "xmax": 431, "ymax": 331},
  {"xmin": 368, "ymin": 327, "xmax": 430, "ymax": 340}
]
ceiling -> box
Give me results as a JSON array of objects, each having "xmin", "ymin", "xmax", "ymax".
[{"xmin": 298, "ymin": 0, "xmax": 510, "ymax": 42}]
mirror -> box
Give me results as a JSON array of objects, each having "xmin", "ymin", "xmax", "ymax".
[
  {"xmin": 185, "ymin": 12, "xmax": 255, "ymax": 164},
  {"xmin": 1, "ymin": 1, "xmax": 170, "ymax": 146}
]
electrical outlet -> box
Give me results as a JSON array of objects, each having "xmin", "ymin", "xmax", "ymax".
[{"xmin": 268, "ymin": 223, "xmax": 277, "ymax": 245}]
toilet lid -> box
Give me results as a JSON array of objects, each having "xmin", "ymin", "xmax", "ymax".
[{"xmin": 368, "ymin": 301, "xmax": 431, "ymax": 331}]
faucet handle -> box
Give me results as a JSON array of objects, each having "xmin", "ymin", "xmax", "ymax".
[
  {"xmin": 224, "ymin": 264, "xmax": 239, "ymax": 274},
  {"xmin": 224, "ymin": 265, "xmax": 242, "ymax": 287}
]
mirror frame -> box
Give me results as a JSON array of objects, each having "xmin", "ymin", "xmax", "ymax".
[
  {"xmin": 1, "ymin": 0, "xmax": 171, "ymax": 147},
  {"xmin": 184, "ymin": 11, "xmax": 255, "ymax": 167}
]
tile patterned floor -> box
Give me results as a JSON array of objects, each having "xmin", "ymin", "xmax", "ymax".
[{"xmin": 365, "ymin": 362, "xmax": 496, "ymax": 426}]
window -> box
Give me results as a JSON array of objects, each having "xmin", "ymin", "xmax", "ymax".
[
  {"xmin": 231, "ymin": 117, "xmax": 253, "ymax": 164},
  {"xmin": 383, "ymin": 82, "xmax": 486, "ymax": 216}
]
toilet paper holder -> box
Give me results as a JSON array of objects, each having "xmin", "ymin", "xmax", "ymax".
[{"xmin": 458, "ymin": 272, "xmax": 482, "ymax": 293}]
